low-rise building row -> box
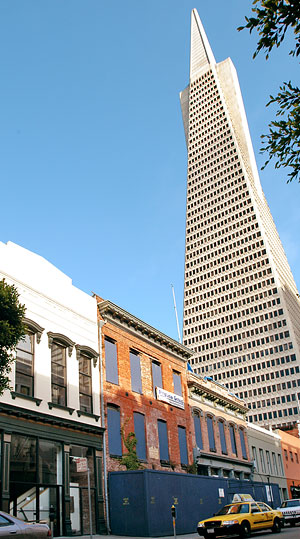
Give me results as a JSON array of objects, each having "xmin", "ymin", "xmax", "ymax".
[{"xmin": 1, "ymin": 242, "xmax": 299, "ymax": 535}]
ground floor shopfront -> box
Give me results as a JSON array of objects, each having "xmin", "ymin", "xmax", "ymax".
[{"xmin": 0, "ymin": 404, "xmax": 105, "ymax": 536}]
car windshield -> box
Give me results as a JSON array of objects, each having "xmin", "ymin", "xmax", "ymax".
[
  {"xmin": 281, "ymin": 500, "xmax": 300, "ymax": 508},
  {"xmin": 216, "ymin": 504, "xmax": 249, "ymax": 516}
]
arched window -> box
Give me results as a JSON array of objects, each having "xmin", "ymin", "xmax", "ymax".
[
  {"xmin": 15, "ymin": 318, "xmax": 44, "ymax": 397},
  {"xmin": 218, "ymin": 420, "xmax": 227, "ymax": 454},
  {"xmin": 239, "ymin": 428, "xmax": 247, "ymax": 459},
  {"xmin": 229, "ymin": 423, "xmax": 237, "ymax": 456},
  {"xmin": 206, "ymin": 415, "xmax": 216, "ymax": 452},
  {"xmin": 48, "ymin": 332, "xmax": 74, "ymax": 406},
  {"xmin": 193, "ymin": 410, "xmax": 203, "ymax": 450},
  {"xmin": 76, "ymin": 345, "xmax": 98, "ymax": 414}
]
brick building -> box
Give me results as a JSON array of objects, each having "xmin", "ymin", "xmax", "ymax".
[
  {"xmin": 96, "ymin": 297, "xmax": 194, "ymax": 473},
  {"xmin": 187, "ymin": 372, "xmax": 252, "ymax": 479}
]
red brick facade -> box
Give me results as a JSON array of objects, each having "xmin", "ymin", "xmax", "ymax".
[{"xmin": 96, "ymin": 297, "xmax": 194, "ymax": 473}]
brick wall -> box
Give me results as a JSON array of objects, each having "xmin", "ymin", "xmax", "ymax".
[{"xmin": 98, "ymin": 311, "xmax": 194, "ymax": 473}]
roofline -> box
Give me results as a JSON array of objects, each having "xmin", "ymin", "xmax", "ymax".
[
  {"xmin": 187, "ymin": 372, "xmax": 248, "ymax": 414},
  {"xmin": 97, "ymin": 299, "xmax": 193, "ymax": 361}
]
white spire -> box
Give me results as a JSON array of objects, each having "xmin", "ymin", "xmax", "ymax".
[{"xmin": 190, "ymin": 8, "xmax": 215, "ymax": 79}]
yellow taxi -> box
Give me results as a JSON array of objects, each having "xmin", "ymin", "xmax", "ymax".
[{"xmin": 197, "ymin": 494, "xmax": 283, "ymax": 538}]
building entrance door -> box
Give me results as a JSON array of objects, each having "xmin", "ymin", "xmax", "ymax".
[{"xmin": 10, "ymin": 484, "xmax": 62, "ymax": 536}]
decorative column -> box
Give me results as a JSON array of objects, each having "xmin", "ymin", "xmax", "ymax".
[
  {"xmin": 63, "ymin": 445, "xmax": 72, "ymax": 536},
  {"xmin": 1, "ymin": 433, "xmax": 11, "ymax": 512}
]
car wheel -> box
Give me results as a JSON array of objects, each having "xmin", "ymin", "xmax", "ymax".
[
  {"xmin": 239, "ymin": 521, "xmax": 251, "ymax": 538},
  {"xmin": 271, "ymin": 518, "xmax": 281, "ymax": 533}
]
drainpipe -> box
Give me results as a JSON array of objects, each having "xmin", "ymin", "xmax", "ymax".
[{"xmin": 98, "ymin": 319, "xmax": 110, "ymax": 533}]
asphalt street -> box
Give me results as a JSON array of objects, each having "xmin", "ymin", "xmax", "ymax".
[{"xmin": 60, "ymin": 523, "xmax": 299, "ymax": 539}]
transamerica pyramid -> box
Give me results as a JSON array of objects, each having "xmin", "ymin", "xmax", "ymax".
[{"xmin": 181, "ymin": 9, "xmax": 300, "ymax": 429}]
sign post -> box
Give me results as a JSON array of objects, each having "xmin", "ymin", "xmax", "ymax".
[
  {"xmin": 171, "ymin": 505, "xmax": 177, "ymax": 539},
  {"xmin": 73, "ymin": 457, "xmax": 93, "ymax": 539}
]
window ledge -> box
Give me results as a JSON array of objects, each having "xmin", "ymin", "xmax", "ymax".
[
  {"xmin": 77, "ymin": 410, "xmax": 100, "ymax": 421},
  {"xmin": 110, "ymin": 454, "xmax": 122, "ymax": 460},
  {"xmin": 160, "ymin": 460, "xmax": 171, "ymax": 468},
  {"xmin": 48, "ymin": 402, "xmax": 74, "ymax": 415},
  {"xmin": 11, "ymin": 392, "xmax": 42, "ymax": 406}
]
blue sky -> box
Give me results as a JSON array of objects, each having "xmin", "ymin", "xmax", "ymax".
[{"xmin": 0, "ymin": 1, "xmax": 299, "ymax": 341}]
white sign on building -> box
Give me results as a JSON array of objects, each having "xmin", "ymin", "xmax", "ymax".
[{"xmin": 156, "ymin": 387, "xmax": 184, "ymax": 409}]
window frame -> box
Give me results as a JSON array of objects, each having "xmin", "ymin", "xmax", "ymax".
[
  {"xmin": 107, "ymin": 404, "xmax": 122, "ymax": 457},
  {"xmin": 130, "ymin": 350, "xmax": 142, "ymax": 394},
  {"xmin": 78, "ymin": 351, "xmax": 93, "ymax": 414},
  {"xmin": 75, "ymin": 345, "xmax": 98, "ymax": 414},
  {"xmin": 193, "ymin": 410, "xmax": 203, "ymax": 450},
  {"xmin": 206, "ymin": 415, "xmax": 216, "ymax": 452},
  {"xmin": 105, "ymin": 337, "xmax": 119, "ymax": 385},
  {"xmin": 239, "ymin": 428, "xmax": 248, "ymax": 460},
  {"xmin": 152, "ymin": 360, "xmax": 163, "ymax": 397},
  {"xmin": 133, "ymin": 412, "xmax": 147, "ymax": 460},
  {"xmin": 15, "ymin": 331, "xmax": 34, "ymax": 397},
  {"xmin": 229, "ymin": 424, "xmax": 237, "ymax": 456},
  {"xmin": 178, "ymin": 425, "xmax": 188, "ymax": 466},
  {"xmin": 157, "ymin": 419, "xmax": 169, "ymax": 463},
  {"xmin": 51, "ymin": 341, "xmax": 67, "ymax": 406},
  {"xmin": 173, "ymin": 371, "xmax": 182, "ymax": 397},
  {"xmin": 218, "ymin": 420, "xmax": 227, "ymax": 454}
]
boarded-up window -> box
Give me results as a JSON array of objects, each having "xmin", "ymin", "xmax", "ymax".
[
  {"xmin": 105, "ymin": 338, "xmax": 118, "ymax": 385},
  {"xmin": 173, "ymin": 371, "xmax": 182, "ymax": 396},
  {"xmin": 193, "ymin": 412, "xmax": 203, "ymax": 450},
  {"xmin": 230, "ymin": 425, "xmax": 237, "ymax": 455},
  {"xmin": 218, "ymin": 421, "xmax": 227, "ymax": 454},
  {"xmin": 107, "ymin": 405, "xmax": 122, "ymax": 456},
  {"xmin": 152, "ymin": 361, "xmax": 162, "ymax": 395},
  {"xmin": 239, "ymin": 429, "xmax": 247, "ymax": 459},
  {"xmin": 134, "ymin": 412, "xmax": 146, "ymax": 460},
  {"xmin": 157, "ymin": 420, "xmax": 169, "ymax": 462},
  {"xmin": 130, "ymin": 351, "xmax": 142, "ymax": 394},
  {"xmin": 206, "ymin": 416, "xmax": 215, "ymax": 451},
  {"xmin": 178, "ymin": 426, "xmax": 188, "ymax": 465}
]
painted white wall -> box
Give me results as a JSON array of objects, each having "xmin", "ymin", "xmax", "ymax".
[{"xmin": 0, "ymin": 241, "xmax": 100, "ymax": 426}]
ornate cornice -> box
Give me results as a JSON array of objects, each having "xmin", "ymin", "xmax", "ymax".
[
  {"xmin": 97, "ymin": 300, "xmax": 193, "ymax": 362},
  {"xmin": 0, "ymin": 402, "xmax": 104, "ymax": 435},
  {"xmin": 187, "ymin": 373, "xmax": 248, "ymax": 415}
]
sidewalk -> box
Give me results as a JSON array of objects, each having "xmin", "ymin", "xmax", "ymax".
[{"xmin": 58, "ymin": 534, "xmax": 199, "ymax": 539}]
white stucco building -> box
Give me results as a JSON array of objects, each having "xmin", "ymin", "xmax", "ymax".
[{"xmin": 0, "ymin": 241, "xmax": 105, "ymax": 536}]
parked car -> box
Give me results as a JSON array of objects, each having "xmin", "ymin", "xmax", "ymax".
[
  {"xmin": 197, "ymin": 500, "xmax": 283, "ymax": 538},
  {"xmin": 278, "ymin": 498, "xmax": 300, "ymax": 527},
  {"xmin": 0, "ymin": 512, "xmax": 51, "ymax": 538}
]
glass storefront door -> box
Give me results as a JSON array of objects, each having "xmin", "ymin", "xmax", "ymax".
[
  {"xmin": 39, "ymin": 486, "xmax": 62, "ymax": 537},
  {"xmin": 70, "ymin": 485, "xmax": 96, "ymax": 535}
]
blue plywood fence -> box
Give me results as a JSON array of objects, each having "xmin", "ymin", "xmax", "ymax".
[{"xmin": 108, "ymin": 469, "xmax": 281, "ymax": 536}]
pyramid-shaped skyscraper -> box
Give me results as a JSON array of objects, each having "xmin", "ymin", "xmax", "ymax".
[{"xmin": 181, "ymin": 9, "xmax": 300, "ymax": 429}]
